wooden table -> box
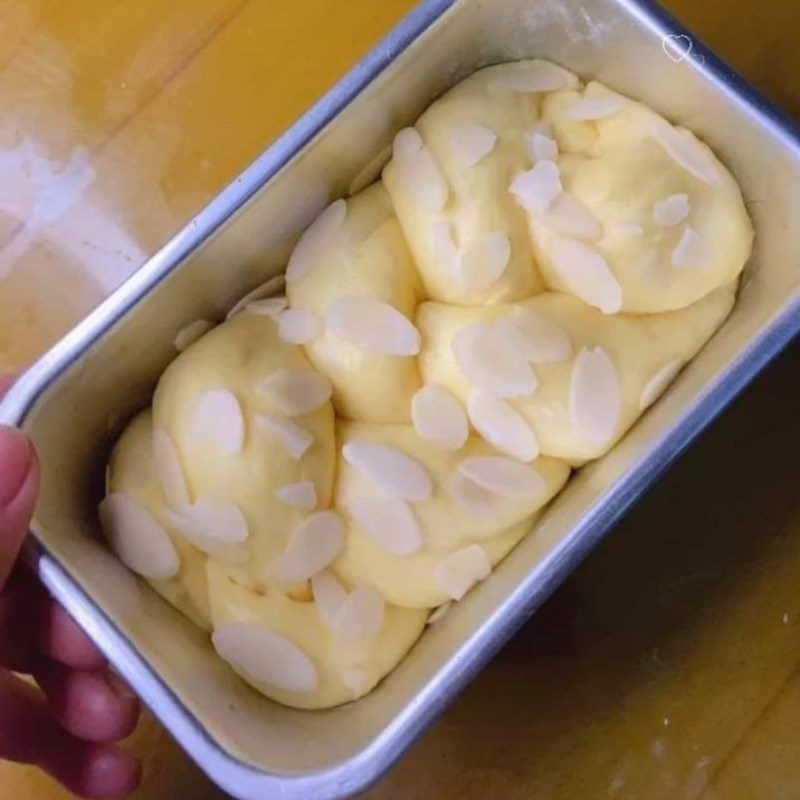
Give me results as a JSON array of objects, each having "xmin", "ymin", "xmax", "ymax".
[{"xmin": 2, "ymin": 1, "xmax": 800, "ymax": 797}]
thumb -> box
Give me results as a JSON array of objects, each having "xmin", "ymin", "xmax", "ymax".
[{"xmin": 0, "ymin": 427, "xmax": 39, "ymax": 590}]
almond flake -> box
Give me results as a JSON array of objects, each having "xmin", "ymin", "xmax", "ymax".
[
  {"xmin": 257, "ymin": 367, "xmax": 332, "ymax": 416},
  {"xmin": 671, "ymin": 226, "xmax": 711, "ymax": 268},
  {"xmin": 342, "ymin": 440, "xmax": 432, "ymax": 501},
  {"xmin": 325, "ymin": 296, "xmax": 421, "ymax": 355},
  {"xmin": 392, "ymin": 128, "xmax": 448, "ymax": 212},
  {"xmin": 502, "ymin": 307, "xmax": 572, "ymax": 363},
  {"xmin": 447, "ymin": 470, "xmax": 497, "ymax": 516},
  {"xmin": 569, "ymin": 347, "xmax": 621, "ymax": 447},
  {"xmin": 491, "ymin": 62, "xmax": 574, "ymax": 93},
  {"xmin": 245, "ymin": 296, "xmax": 288, "ymax": 316},
  {"xmin": 274, "ymin": 480, "xmax": 317, "ymax": 510},
  {"xmin": 567, "ymin": 94, "xmax": 625, "ymax": 121},
  {"xmin": 171, "ymin": 497, "xmax": 249, "ymax": 543},
  {"xmin": 617, "ymin": 221, "xmax": 644, "ymax": 235},
  {"xmin": 174, "ymin": 319, "xmax": 215, "ymax": 351},
  {"xmin": 639, "ymin": 359, "xmax": 682, "ymax": 410},
  {"xmin": 212, "ymin": 623, "xmax": 318, "ymax": 693},
  {"xmin": 542, "ymin": 192, "xmax": 602, "ymax": 240},
  {"xmin": 311, "ymin": 571, "xmax": 349, "ymax": 630},
  {"xmin": 277, "ymin": 308, "xmax": 324, "ymax": 344},
  {"xmin": 311, "ymin": 572, "xmax": 385, "ymax": 642},
  {"xmin": 459, "ymin": 231, "xmax": 511, "ymax": 291},
  {"xmin": 427, "ymin": 602, "xmax": 452, "ymax": 625},
  {"xmin": 411, "ymin": 385, "xmax": 469, "ymax": 451},
  {"xmin": 457, "ymin": 456, "xmax": 546, "ymax": 499},
  {"xmin": 99, "ymin": 493, "xmax": 179, "ymax": 581},
  {"xmin": 341, "ymin": 665, "xmax": 379, "ymax": 696},
  {"xmin": 152, "ymin": 428, "xmax": 190, "ymax": 508},
  {"xmin": 451, "ymin": 321, "xmax": 537, "ymax": 398},
  {"xmin": 273, "ymin": 511, "xmax": 344, "ymax": 581},
  {"xmin": 449, "ymin": 122, "xmax": 498, "ymax": 166},
  {"xmin": 526, "ymin": 129, "xmax": 559, "ymax": 162},
  {"xmin": 467, "ymin": 390, "xmax": 539, "ymax": 462},
  {"xmin": 286, "ymin": 199, "xmax": 347, "ymax": 283},
  {"xmin": 653, "ymin": 193, "xmax": 689, "ymax": 227},
  {"xmin": 549, "ymin": 237, "xmax": 622, "ymax": 314},
  {"xmin": 510, "ymin": 159, "xmax": 562, "ymax": 214},
  {"xmin": 191, "ymin": 389, "xmax": 245, "ymax": 454},
  {"xmin": 346, "ymin": 495, "xmax": 423, "ymax": 555},
  {"xmin": 433, "ymin": 544, "xmax": 491, "ymax": 600},
  {"xmin": 226, "ymin": 275, "xmax": 286, "ymax": 318},
  {"xmin": 255, "ymin": 414, "xmax": 313, "ymax": 459},
  {"xmin": 651, "ymin": 124, "xmax": 720, "ymax": 185}
]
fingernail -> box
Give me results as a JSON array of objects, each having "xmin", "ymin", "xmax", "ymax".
[
  {"xmin": 106, "ymin": 668, "xmax": 137, "ymax": 701},
  {"xmin": 0, "ymin": 426, "xmax": 32, "ymax": 507}
]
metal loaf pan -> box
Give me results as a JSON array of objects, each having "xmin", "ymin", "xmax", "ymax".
[{"xmin": 3, "ymin": 0, "xmax": 800, "ymax": 797}]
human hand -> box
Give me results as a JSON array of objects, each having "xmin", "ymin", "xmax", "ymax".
[{"xmin": 0, "ymin": 374, "xmax": 141, "ymax": 799}]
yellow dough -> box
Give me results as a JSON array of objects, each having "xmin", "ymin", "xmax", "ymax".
[{"xmin": 100, "ymin": 59, "xmax": 753, "ymax": 710}]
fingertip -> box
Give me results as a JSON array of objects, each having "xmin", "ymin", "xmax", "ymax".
[
  {"xmin": 76, "ymin": 744, "xmax": 142, "ymax": 800},
  {"xmin": 39, "ymin": 601, "xmax": 106, "ymax": 670}
]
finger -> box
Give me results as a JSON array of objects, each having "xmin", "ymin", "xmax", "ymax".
[
  {"xmin": 33, "ymin": 659, "xmax": 140, "ymax": 743},
  {"xmin": 0, "ymin": 567, "xmax": 43, "ymax": 671},
  {"xmin": 38, "ymin": 598, "xmax": 106, "ymax": 671},
  {"xmin": 0, "ymin": 669, "xmax": 141, "ymax": 799},
  {"xmin": 0, "ymin": 426, "xmax": 38, "ymax": 589}
]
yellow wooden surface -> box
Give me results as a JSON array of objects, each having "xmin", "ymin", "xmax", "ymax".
[{"xmin": 2, "ymin": 1, "xmax": 800, "ymax": 797}]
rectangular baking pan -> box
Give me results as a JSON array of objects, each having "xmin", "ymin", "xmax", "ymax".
[{"xmin": 3, "ymin": 0, "xmax": 800, "ymax": 797}]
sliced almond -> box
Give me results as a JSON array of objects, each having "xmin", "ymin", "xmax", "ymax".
[
  {"xmin": 164, "ymin": 508, "xmax": 248, "ymax": 564},
  {"xmin": 433, "ymin": 544, "xmax": 491, "ymax": 600},
  {"xmin": 510, "ymin": 159, "xmax": 562, "ymax": 214},
  {"xmin": 172, "ymin": 497, "xmax": 249, "ymax": 543},
  {"xmin": 245, "ymin": 296, "xmax": 288, "ymax": 317},
  {"xmin": 451, "ymin": 321, "xmax": 537, "ymax": 399},
  {"xmin": 491, "ymin": 62, "xmax": 574, "ymax": 93},
  {"xmin": 99, "ymin": 493, "xmax": 179, "ymax": 581},
  {"xmin": 274, "ymin": 480, "xmax": 317, "ymax": 510},
  {"xmin": 651, "ymin": 124, "xmax": 720, "ymax": 185},
  {"xmin": 212, "ymin": 623, "xmax": 318, "ymax": 693},
  {"xmin": 277, "ymin": 308, "xmax": 324, "ymax": 344},
  {"xmin": 257, "ymin": 367, "xmax": 332, "ymax": 416},
  {"xmin": 548, "ymin": 237, "xmax": 622, "ymax": 315},
  {"xmin": 671, "ymin": 226, "xmax": 711, "ymax": 268},
  {"xmin": 392, "ymin": 128, "xmax": 448, "ymax": 212},
  {"xmin": 226, "ymin": 275, "xmax": 286, "ymax": 318},
  {"xmin": 286, "ymin": 199, "xmax": 347, "ymax": 283},
  {"xmin": 325, "ymin": 296, "xmax": 421, "ymax": 355},
  {"xmin": 526, "ymin": 129, "xmax": 559, "ymax": 162},
  {"xmin": 311, "ymin": 571, "xmax": 349, "ymax": 630},
  {"xmin": 459, "ymin": 231, "xmax": 511, "ymax": 291},
  {"xmin": 446, "ymin": 470, "xmax": 497, "ymax": 516},
  {"xmin": 342, "ymin": 440, "xmax": 432, "ymax": 502},
  {"xmin": 449, "ymin": 122, "xmax": 497, "ymax": 166},
  {"xmin": 411, "ymin": 385, "xmax": 469, "ymax": 451},
  {"xmin": 542, "ymin": 192, "xmax": 602, "ymax": 240},
  {"xmin": 457, "ymin": 456, "xmax": 545, "ymax": 499},
  {"xmin": 191, "ymin": 389, "xmax": 245, "ymax": 454},
  {"xmin": 273, "ymin": 511, "xmax": 344, "ymax": 581},
  {"xmin": 337, "ymin": 586, "xmax": 385, "ymax": 642},
  {"xmin": 467, "ymin": 390, "xmax": 539, "ymax": 462},
  {"xmin": 255, "ymin": 414, "xmax": 313, "ymax": 459},
  {"xmin": 152, "ymin": 428, "xmax": 191, "ymax": 509},
  {"xmin": 502, "ymin": 307, "xmax": 573, "ymax": 363},
  {"xmin": 427, "ymin": 602, "xmax": 452, "ymax": 625},
  {"xmin": 567, "ymin": 94, "xmax": 625, "ymax": 121},
  {"xmin": 174, "ymin": 319, "xmax": 215, "ymax": 352},
  {"xmin": 617, "ymin": 221, "xmax": 644, "ymax": 235},
  {"xmin": 639, "ymin": 359, "xmax": 682, "ymax": 410},
  {"xmin": 346, "ymin": 495, "xmax": 423, "ymax": 555},
  {"xmin": 569, "ymin": 346, "xmax": 621, "ymax": 448},
  {"xmin": 653, "ymin": 193, "xmax": 690, "ymax": 227}
]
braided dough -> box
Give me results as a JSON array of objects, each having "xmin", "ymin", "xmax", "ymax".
[{"xmin": 101, "ymin": 60, "xmax": 752, "ymax": 709}]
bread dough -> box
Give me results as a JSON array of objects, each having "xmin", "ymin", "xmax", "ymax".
[
  {"xmin": 101, "ymin": 59, "xmax": 752, "ymax": 710},
  {"xmin": 286, "ymin": 184, "xmax": 423, "ymax": 423}
]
